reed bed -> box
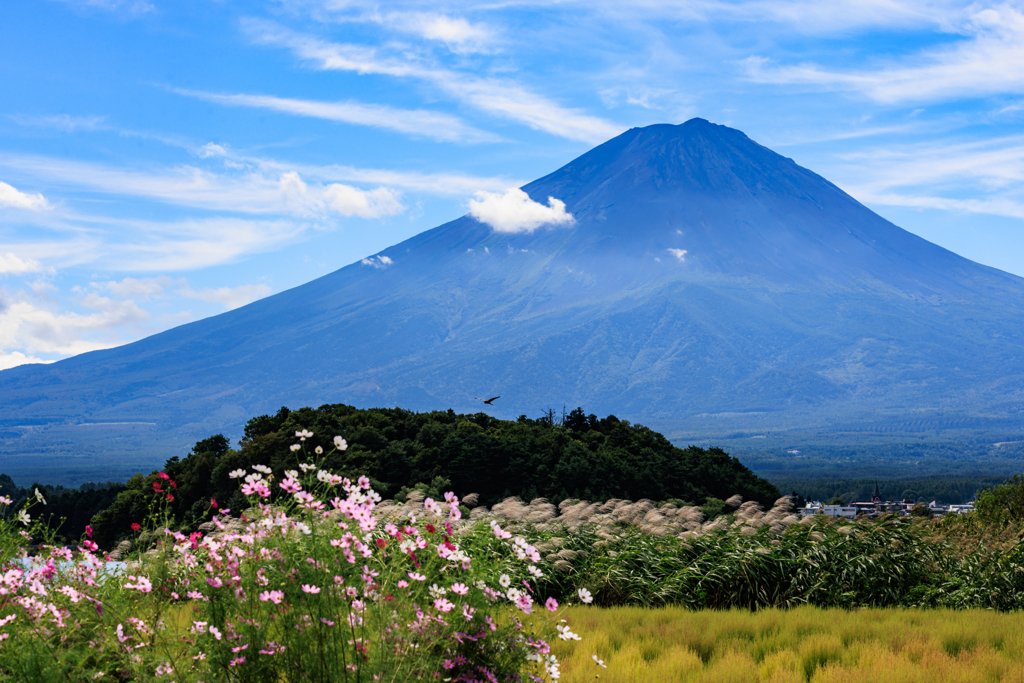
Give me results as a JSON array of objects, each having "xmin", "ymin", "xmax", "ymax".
[
  {"xmin": 551, "ymin": 605, "xmax": 1024, "ymax": 682},
  {"xmin": 474, "ymin": 494, "xmax": 1024, "ymax": 611}
]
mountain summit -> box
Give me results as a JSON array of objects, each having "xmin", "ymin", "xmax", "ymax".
[{"xmin": 4, "ymin": 119, "xmax": 1024, "ymax": 481}]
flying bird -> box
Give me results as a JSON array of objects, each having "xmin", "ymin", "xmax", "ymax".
[{"xmin": 475, "ymin": 396, "xmax": 500, "ymax": 405}]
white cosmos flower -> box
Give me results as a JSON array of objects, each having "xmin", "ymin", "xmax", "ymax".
[
  {"xmin": 253, "ymin": 465, "xmax": 272, "ymax": 474},
  {"xmin": 285, "ymin": 470, "xmax": 298, "ymax": 479},
  {"xmin": 295, "ymin": 429, "xmax": 313, "ymax": 441},
  {"xmin": 592, "ymin": 655, "xmax": 606, "ymax": 668},
  {"xmin": 314, "ymin": 446, "xmax": 323, "ymax": 455},
  {"xmin": 34, "ymin": 488, "xmax": 46, "ymax": 505},
  {"xmin": 290, "ymin": 444, "xmax": 301, "ymax": 452},
  {"xmin": 16, "ymin": 510, "xmax": 30, "ymax": 526},
  {"xmin": 577, "ymin": 588, "xmax": 593, "ymax": 604},
  {"xmin": 228, "ymin": 469, "xmax": 246, "ymax": 479},
  {"xmin": 499, "ymin": 574, "xmax": 511, "ymax": 588},
  {"xmin": 333, "ymin": 436, "xmax": 347, "ymax": 451}
]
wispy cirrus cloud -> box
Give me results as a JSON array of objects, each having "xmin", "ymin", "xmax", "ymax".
[
  {"xmin": 394, "ymin": 13, "xmax": 496, "ymax": 53},
  {"xmin": 52, "ymin": 0, "xmax": 154, "ymax": 15},
  {"xmin": 0, "ymin": 152, "xmax": 404, "ymax": 219},
  {"xmin": 9, "ymin": 113, "xmax": 109, "ymax": 132},
  {"xmin": 835, "ymin": 134, "xmax": 1024, "ymax": 219},
  {"xmin": 171, "ymin": 88, "xmax": 499, "ymax": 143},
  {"xmin": 744, "ymin": 5, "xmax": 1024, "ymax": 104},
  {"xmin": 178, "ymin": 283, "xmax": 272, "ymax": 310},
  {"xmin": 242, "ymin": 19, "xmax": 623, "ymax": 143}
]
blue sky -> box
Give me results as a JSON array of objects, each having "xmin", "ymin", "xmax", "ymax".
[{"xmin": 2, "ymin": 0, "xmax": 1024, "ymax": 370}]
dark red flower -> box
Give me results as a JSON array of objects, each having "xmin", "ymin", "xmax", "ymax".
[
  {"xmin": 131, "ymin": 523, "xmax": 141, "ymax": 531},
  {"xmin": 210, "ymin": 498, "xmax": 218, "ymax": 508},
  {"xmin": 375, "ymin": 538, "xmax": 388, "ymax": 549},
  {"xmin": 157, "ymin": 472, "xmax": 170, "ymax": 480},
  {"xmin": 425, "ymin": 524, "xmax": 436, "ymax": 534},
  {"xmin": 152, "ymin": 482, "xmax": 162, "ymax": 492},
  {"xmin": 167, "ymin": 494, "xmax": 175, "ymax": 502}
]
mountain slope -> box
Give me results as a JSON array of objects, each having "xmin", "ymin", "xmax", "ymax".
[{"xmin": 3, "ymin": 119, "xmax": 1024, "ymax": 482}]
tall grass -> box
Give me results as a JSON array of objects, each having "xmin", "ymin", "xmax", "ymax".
[
  {"xmin": 551, "ymin": 605, "xmax": 1024, "ymax": 682},
  {"xmin": 477, "ymin": 495, "xmax": 1024, "ymax": 611}
]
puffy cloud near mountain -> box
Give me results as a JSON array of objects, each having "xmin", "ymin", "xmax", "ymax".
[{"xmin": 468, "ymin": 188, "xmax": 573, "ymax": 234}]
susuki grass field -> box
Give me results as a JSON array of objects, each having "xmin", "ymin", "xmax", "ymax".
[{"xmin": 552, "ymin": 605, "xmax": 1024, "ymax": 682}]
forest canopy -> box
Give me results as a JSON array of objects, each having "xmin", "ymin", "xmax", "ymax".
[{"xmin": 87, "ymin": 404, "xmax": 780, "ymax": 547}]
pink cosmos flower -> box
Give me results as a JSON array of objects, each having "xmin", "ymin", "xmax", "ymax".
[
  {"xmin": 397, "ymin": 580, "xmax": 409, "ymax": 588},
  {"xmin": 279, "ymin": 477, "xmax": 302, "ymax": 494},
  {"xmin": 259, "ymin": 590, "xmax": 284, "ymax": 604},
  {"xmin": 124, "ymin": 576, "xmax": 152, "ymax": 593},
  {"xmin": 301, "ymin": 584, "xmax": 321, "ymax": 594},
  {"xmin": 433, "ymin": 598, "xmax": 454, "ymax": 613},
  {"xmin": 408, "ymin": 572, "xmax": 426, "ymax": 581},
  {"xmin": 451, "ymin": 583, "xmax": 469, "ymax": 595},
  {"xmin": 546, "ymin": 597, "xmax": 559, "ymax": 611},
  {"xmin": 229, "ymin": 656, "xmax": 245, "ymax": 667}
]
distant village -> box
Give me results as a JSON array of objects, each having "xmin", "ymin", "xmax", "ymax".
[{"xmin": 799, "ymin": 483, "xmax": 975, "ymax": 519}]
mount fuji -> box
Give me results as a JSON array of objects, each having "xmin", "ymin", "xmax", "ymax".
[{"xmin": 4, "ymin": 119, "xmax": 1024, "ymax": 483}]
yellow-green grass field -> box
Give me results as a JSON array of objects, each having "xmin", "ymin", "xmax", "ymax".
[{"xmin": 551, "ymin": 606, "xmax": 1024, "ymax": 683}]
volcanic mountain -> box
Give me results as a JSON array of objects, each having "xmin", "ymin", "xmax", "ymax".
[{"xmin": 4, "ymin": 119, "xmax": 1024, "ymax": 482}]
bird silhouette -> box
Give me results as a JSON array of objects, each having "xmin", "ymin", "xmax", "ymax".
[{"xmin": 474, "ymin": 396, "xmax": 500, "ymax": 405}]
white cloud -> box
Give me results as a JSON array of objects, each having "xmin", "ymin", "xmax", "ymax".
[
  {"xmin": 0, "ymin": 153, "xmax": 403, "ymax": 219},
  {"xmin": 9, "ymin": 114, "xmax": 108, "ymax": 132},
  {"xmin": 178, "ymin": 284, "xmax": 272, "ymax": 310},
  {"xmin": 744, "ymin": 6, "xmax": 1024, "ymax": 104},
  {"xmin": 109, "ymin": 217, "xmax": 309, "ymax": 271},
  {"xmin": 667, "ymin": 248, "xmax": 688, "ymax": 261},
  {"xmin": 829, "ymin": 134, "xmax": 1024, "ymax": 219},
  {"xmin": 0, "ymin": 351, "xmax": 53, "ymax": 371},
  {"xmin": 55, "ymin": 0, "xmax": 154, "ymax": 14},
  {"xmin": 396, "ymin": 13, "xmax": 495, "ymax": 53},
  {"xmin": 172, "ymin": 88, "xmax": 498, "ymax": 143},
  {"xmin": 197, "ymin": 143, "xmax": 229, "ymax": 159},
  {"xmin": 323, "ymin": 184, "xmax": 404, "ymax": 218},
  {"xmin": 0, "ymin": 290, "xmax": 149, "ymax": 360},
  {"xmin": 361, "ymin": 254, "xmax": 393, "ymax": 269},
  {"xmin": 92, "ymin": 276, "xmax": 177, "ymax": 299},
  {"xmin": 243, "ymin": 20, "xmax": 623, "ymax": 143},
  {"xmin": 0, "ymin": 181, "xmax": 49, "ymax": 210},
  {"xmin": 468, "ymin": 188, "xmax": 574, "ymax": 233},
  {"xmin": 0, "ymin": 253, "xmax": 44, "ymax": 275}
]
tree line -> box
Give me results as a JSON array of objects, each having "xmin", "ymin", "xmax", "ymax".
[{"xmin": 83, "ymin": 404, "xmax": 780, "ymax": 549}]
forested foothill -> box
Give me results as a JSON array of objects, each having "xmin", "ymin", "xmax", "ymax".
[
  {"xmin": 78, "ymin": 404, "xmax": 779, "ymax": 548},
  {"xmin": 0, "ymin": 474, "xmax": 124, "ymax": 543}
]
